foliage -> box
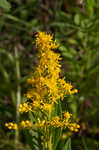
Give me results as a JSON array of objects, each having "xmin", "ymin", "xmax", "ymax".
[{"xmin": 0, "ymin": 0, "xmax": 99, "ymax": 150}]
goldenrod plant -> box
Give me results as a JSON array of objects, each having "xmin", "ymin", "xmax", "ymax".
[{"xmin": 5, "ymin": 32, "xmax": 80, "ymax": 150}]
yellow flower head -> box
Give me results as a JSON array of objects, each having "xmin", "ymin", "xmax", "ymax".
[
  {"xmin": 20, "ymin": 120, "xmax": 33, "ymax": 128},
  {"xmin": 5, "ymin": 122, "xmax": 18, "ymax": 130},
  {"xmin": 35, "ymin": 32, "xmax": 58, "ymax": 51}
]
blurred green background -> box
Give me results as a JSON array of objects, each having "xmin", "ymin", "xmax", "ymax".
[{"xmin": 0, "ymin": 0, "xmax": 99, "ymax": 150}]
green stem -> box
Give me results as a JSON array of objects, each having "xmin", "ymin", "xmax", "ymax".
[
  {"xmin": 15, "ymin": 47, "xmax": 21, "ymax": 145},
  {"xmin": 48, "ymin": 107, "xmax": 53, "ymax": 150},
  {"xmin": 49, "ymin": 133, "xmax": 52, "ymax": 150}
]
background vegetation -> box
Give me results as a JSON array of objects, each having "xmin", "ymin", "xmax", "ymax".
[{"xmin": 0, "ymin": 0, "xmax": 99, "ymax": 150}]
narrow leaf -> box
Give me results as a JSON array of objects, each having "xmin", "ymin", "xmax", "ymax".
[{"xmin": 62, "ymin": 138, "xmax": 71, "ymax": 150}]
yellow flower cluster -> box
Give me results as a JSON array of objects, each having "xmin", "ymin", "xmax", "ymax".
[
  {"xmin": 5, "ymin": 32, "xmax": 79, "ymax": 136},
  {"xmin": 5, "ymin": 121, "xmax": 33, "ymax": 129},
  {"xmin": 41, "ymin": 103, "xmax": 52, "ymax": 112},
  {"xmin": 18, "ymin": 32, "xmax": 78, "ymax": 114},
  {"xmin": 69, "ymin": 123, "xmax": 80, "ymax": 132},
  {"xmin": 63, "ymin": 112, "xmax": 80, "ymax": 132},
  {"xmin": 18, "ymin": 102, "xmax": 32, "ymax": 112},
  {"xmin": 19, "ymin": 101, "xmax": 52, "ymax": 113},
  {"xmin": 50, "ymin": 116, "xmax": 62, "ymax": 127},
  {"xmin": 20, "ymin": 120, "xmax": 33, "ymax": 128},
  {"xmin": 50, "ymin": 112, "xmax": 80, "ymax": 132},
  {"xmin": 5, "ymin": 122, "xmax": 18, "ymax": 130},
  {"xmin": 35, "ymin": 31, "xmax": 58, "ymax": 51}
]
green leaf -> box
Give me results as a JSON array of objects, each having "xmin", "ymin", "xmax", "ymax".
[
  {"xmin": 74, "ymin": 14, "xmax": 80, "ymax": 25},
  {"xmin": 68, "ymin": 39, "xmax": 78, "ymax": 45},
  {"xmin": 62, "ymin": 52, "xmax": 73, "ymax": 59},
  {"xmin": 62, "ymin": 138, "xmax": 71, "ymax": 150},
  {"xmin": 0, "ymin": 0, "xmax": 11, "ymax": 11},
  {"xmin": 0, "ymin": 49, "xmax": 15, "ymax": 66},
  {"xmin": 85, "ymin": 0, "xmax": 95, "ymax": 18},
  {"xmin": 29, "ymin": 130, "xmax": 40, "ymax": 150},
  {"xmin": 82, "ymin": 138, "xmax": 89, "ymax": 150},
  {"xmin": 77, "ymin": 31, "xmax": 84, "ymax": 39},
  {"xmin": 0, "ymin": 65, "xmax": 9, "ymax": 82}
]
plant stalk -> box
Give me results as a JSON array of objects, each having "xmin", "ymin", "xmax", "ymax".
[
  {"xmin": 48, "ymin": 108, "xmax": 52, "ymax": 150},
  {"xmin": 15, "ymin": 47, "xmax": 21, "ymax": 145}
]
